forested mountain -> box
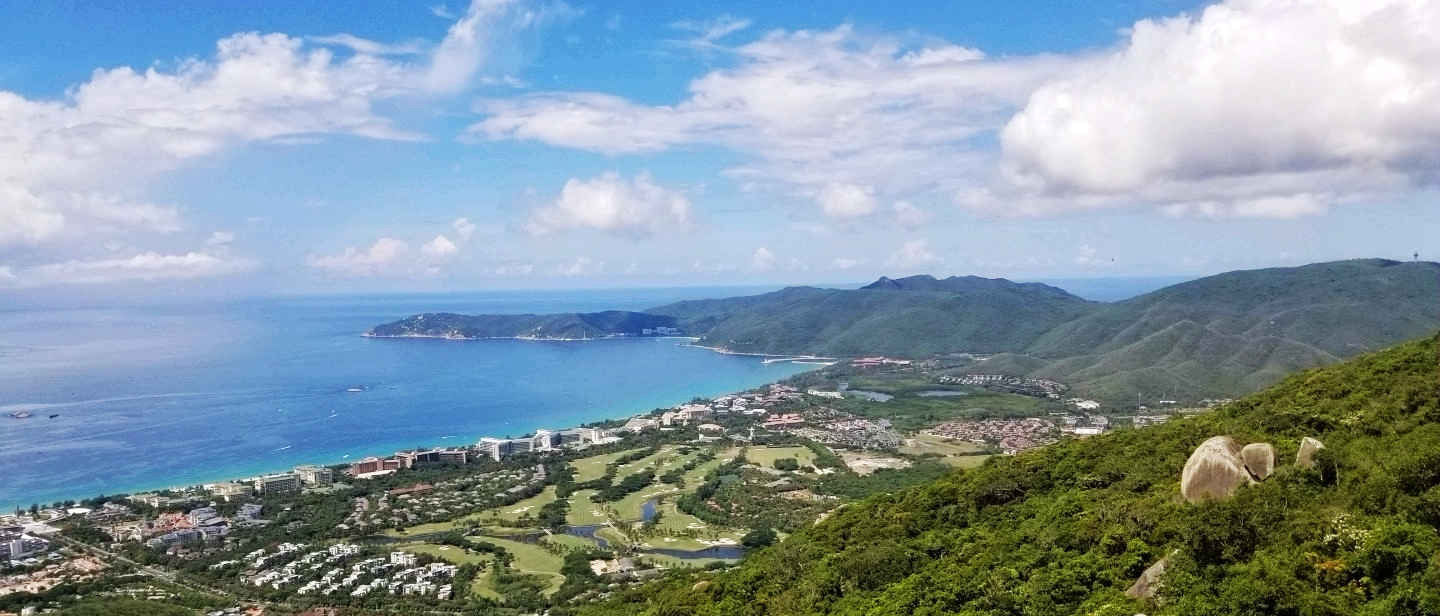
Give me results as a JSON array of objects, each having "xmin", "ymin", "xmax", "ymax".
[
  {"xmin": 371, "ymin": 259, "xmax": 1440, "ymax": 399},
  {"xmin": 571, "ymin": 333, "xmax": 1440, "ymax": 616},
  {"xmin": 648, "ymin": 277, "xmax": 1094, "ymax": 356},
  {"xmin": 1014, "ymin": 259, "xmax": 1440, "ymax": 399},
  {"xmin": 366, "ymin": 310, "xmax": 679, "ymax": 340}
]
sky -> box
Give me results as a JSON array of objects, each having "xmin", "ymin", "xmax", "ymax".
[{"xmin": 1, "ymin": 0, "xmax": 1437, "ymax": 298}]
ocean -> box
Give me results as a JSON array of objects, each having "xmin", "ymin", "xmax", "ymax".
[{"xmin": 0, "ymin": 287, "xmax": 812, "ymax": 511}]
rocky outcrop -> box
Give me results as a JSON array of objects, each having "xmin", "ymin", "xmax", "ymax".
[
  {"xmin": 1241, "ymin": 443, "xmax": 1276, "ymax": 480},
  {"xmin": 1125, "ymin": 553, "xmax": 1173, "ymax": 600},
  {"xmin": 1296, "ymin": 437, "xmax": 1325, "ymax": 469},
  {"xmin": 1181, "ymin": 436, "xmax": 1254, "ymax": 503}
]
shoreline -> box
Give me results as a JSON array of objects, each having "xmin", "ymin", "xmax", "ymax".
[
  {"xmin": 3, "ymin": 340, "xmax": 823, "ymax": 511},
  {"xmin": 363, "ymin": 332, "xmax": 703, "ymax": 343}
]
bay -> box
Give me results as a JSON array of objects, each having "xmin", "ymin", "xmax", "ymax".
[{"xmin": 0, "ymin": 287, "xmax": 810, "ymax": 510}]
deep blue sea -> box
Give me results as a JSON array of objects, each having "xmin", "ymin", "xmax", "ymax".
[{"xmin": 0, "ymin": 287, "xmax": 812, "ymax": 510}]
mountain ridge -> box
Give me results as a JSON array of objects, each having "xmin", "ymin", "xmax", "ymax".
[
  {"xmin": 367, "ymin": 258, "xmax": 1440, "ymax": 399},
  {"xmin": 572, "ymin": 332, "xmax": 1440, "ymax": 615}
]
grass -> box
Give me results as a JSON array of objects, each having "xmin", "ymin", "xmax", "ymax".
[
  {"xmin": 744, "ymin": 445, "xmax": 818, "ymax": 468},
  {"xmin": 641, "ymin": 553, "xmax": 737, "ymax": 568},
  {"xmin": 472, "ymin": 536, "xmax": 568, "ymax": 596},
  {"xmin": 898, "ymin": 433, "xmax": 993, "ymax": 469},
  {"xmin": 393, "ymin": 542, "xmax": 499, "ymax": 600},
  {"xmin": 543, "ymin": 533, "xmax": 598, "ymax": 551},
  {"xmin": 571, "ymin": 448, "xmax": 646, "ymax": 483},
  {"xmin": 564, "ymin": 489, "xmax": 609, "ymax": 526},
  {"xmin": 481, "ymin": 485, "xmax": 558, "ymax": 522},
  {"xmin": 934, "ymin": 454, "xmax": 992, "ymax": 469},
  {"xmin": 384, "ymin": 520, "xmax": 464, "ymax": 537},
  {"xmin": 898, "ymin": 433, "xmax": 989, "ymax": 456}
]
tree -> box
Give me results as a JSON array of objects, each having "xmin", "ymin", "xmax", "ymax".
[{"xmin": 741, "ymin": 526, "xmax": 777, "ymax": 549}]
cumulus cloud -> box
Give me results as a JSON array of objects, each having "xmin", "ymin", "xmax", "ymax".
[
  {"xmin": 0, "ymin": 0, "xmax": 564, "ymax": 266},
  {"xmin": 472, "ymin": 26, "xmax": 1071, "ymax": 210},
  {"xmin": 452, "ymin": 217, "xmax": 477, "ymax": 241},
  {"xmin": 553, "ymin": 256, "xmax": 603, "ymax": 277},
  {"xmin": 670, "ymin": 15, "xmax": 752, "ymax": 50},
  {"xmin": 206, "ymin": 231, "xmax": 236, "ymax": 246},
  {"xmin": 887, "ymin": 239, "xmax": 941, "ymax": 270},
  {"xmin": 751, "ymin": 247, "xmax": 776, "ymax": 271},
  {"xmin": 892, "ymin": 200, "xmax": 931, "ymax": 228},
  {"xmin": 528, "ymin": 172, "xmax": 691, "ymax": 237},
  {"xmin": 307, "ymin": 237, "xmax": 409, "ymax": 277},
  {"xmin": 816, "ymin": 183, "xmax": 877, "ymax": 218},
  {"xmin": 422, "ymin": 234, "xmax": 459, "ymax": 258},
  {"xmin": 998, "ymin": 0, "xmax": 1440, "ymax": 216},
  {"xmin": 1, "ymin": 252, "xmax": 256, "ymax": 287},
  {"xmin": 308, "ymin": 33, "xmax": 425, "ymax": 56}
]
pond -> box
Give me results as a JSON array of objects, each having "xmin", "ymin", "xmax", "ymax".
[
  {"xmin": 845, "ymin": 389, "xmax": 894, "ymax": 402},
  {"xmin": 916, "ymin": 390, "xmax": 970, "ymax": 397}
]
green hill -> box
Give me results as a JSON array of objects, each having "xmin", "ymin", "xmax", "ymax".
[
  {"xmin": 369, "ymin": 259, "xmax": 1440, "ymax": 399},
  {"xmin": 1021, "ymin": 259, "xmax": 1440, "ymax": 399},
  {"xmin": 571, "ymin": 332, "xmax": 1440, "ymax": 616},
  {"xmin": 649, "ymin": 277, "xmax": 1095, "ymax": 356},
  {"xmin": 366, "ymin": 310, "xmax": 680, "ymax": 340}
]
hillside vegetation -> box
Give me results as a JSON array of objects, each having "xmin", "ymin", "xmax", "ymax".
[
  {"xmin": 1020, "ymin": 259, "xmax": 1440, "ymax": 399},
  {"xmin": 370, "ymin": 259, "xmax": 1440, "ymax": 399},
  {"xmin": 368, "ymin": 310, "xmax": 679, "ymax": 340},
  {"xmin": 650, "ymin": 277, "xmax": 1094, "ymax": 356},
  {"xmin": 570, "ymin": 332, "xmax": 1440, "ymax": 616}
]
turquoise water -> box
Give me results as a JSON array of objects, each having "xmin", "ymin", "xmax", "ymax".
[{"xmin": 0, "ymin": 288, "xmax": 810, "ymax": 510}]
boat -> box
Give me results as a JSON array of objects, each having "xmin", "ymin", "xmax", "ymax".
[
  {"xmin": 48, "ymin": 414, "xmax": 59, "ymax": 419},
  {"xmin": 7, "ymin": 411, "xmax": 32, "ymax": 419},
  {"xmin": 345, "ymin": 386, "xmax": 365, "ymax": 392}
]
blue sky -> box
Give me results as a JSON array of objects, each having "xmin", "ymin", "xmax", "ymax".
[{"xmin": 1, "ymin": 0, "xmax": 1436, "ymax": 297}]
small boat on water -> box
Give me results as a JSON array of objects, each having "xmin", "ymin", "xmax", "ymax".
[
  {"xmin": 48, "ymin": 414, "xmax": 60, "ymax": 419},
  {"xmin": 345, "ymin": 386, "xmax": 365, "ymax": 392},
  {"xmin": 7, "ymin": 411, "xmax": 32, "ymax": 419}
]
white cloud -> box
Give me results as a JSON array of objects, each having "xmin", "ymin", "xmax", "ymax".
[
  {"xmin": 452, "ymin": 217, "xmax": 477, "ymax": 240},
  {"xmin": 492, "ymin": 261, "xmax": 535, "ymax": 276},
  {"xmin": 553, "ymin": 256, "xmax": 603, "ymax": 277},
  {"xmin": 832, "ymin": 257, "xmax": 864, "ymax": 270},
  {"xmin": 2, "ymin": 252, "xmax": 256, "ymax": 287},
  {"xmin": 528, "ymin": 172, "xmax": 691, "ymax": 237},
  {"xmin": 751, "ymin": 247, "xmax": 776, "ymax": 271},
  {"xmin": 671, "ymin": 15, "xmax": 753, "ymax": 50},
  {"xmin": 1160, "ymin": 194, "xmax": 1331, "ymax": 220},
  {"xmin": 422, "ymin": 234, "xmax": 459, "ymax": 258},
  {"xmin": 472, "ymin": 26, "xmax": 1071, "ymax": 210},
  {"xmin": 309, "ymin": 33, "xmax": 425, "ymax": 56},
  {"xmin": 0, "ymin": 2, "xmax": 565, "ymax": 265},
  {"xmin": 892, "ymin": 200, "xmax": 931, "ymax": 228},
  {"xmin": 307, "ymin": 237, "xmax": 409, "ymax": 277},
  {"xmin": 816, "ymin": 183, "xmax": 877, "ymax": 218},
  {"xmin": 206, "ymin": 231, "xmax": 236, "ymax": 246},
  {"xmin": 887, "ymin": 239, "xmax": 941, "ymax": 270},
  {"xmin": 998, "ymin": 0, "xmax": 1440, "ymax": 215},
  {"xmin": 425, "ymin": 0, "xmax": 579, "ymax": 93}
]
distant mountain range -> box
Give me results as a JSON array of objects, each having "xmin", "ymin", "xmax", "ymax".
[
  {"xmin": 368, "ymin": 258, "xmax": 1440, "ymax": 399},
  {"xmin": 366, "ymin": 310, "xmax": 679, "ymax": 341}
]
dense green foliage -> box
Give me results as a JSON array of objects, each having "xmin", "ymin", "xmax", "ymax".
[
  {"xmin": 576, "ymin": 333, "xmax": 1440, "ymax": 615},
  {"xmin": 368, "ymin": 310, "xmax": 680, "ymax": 339},
  {"xmin": 1019, "ymin": 258, "xmax": 1440, "ymax": 399},
  {"xmin": 377, "ymin": 259, "xmax": 1440, "ymax": 401},
  {"xmin": 650, "ymin": 278, "xmax": 1094, "ymax": 356},
  {"xmin": 57, "ymin": 600, "xmax": 197, "ymax": 616}
]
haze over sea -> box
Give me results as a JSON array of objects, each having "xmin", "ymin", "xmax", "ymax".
[{"xmin": 0, "ymin": 287, "xmax": 813, "ymax": 511}]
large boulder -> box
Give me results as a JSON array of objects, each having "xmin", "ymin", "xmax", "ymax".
[
  {"xmin": 1181, "ymin": 436, "xmax": 1253, "ymax": 503},
  {"xmin": 1241, "ymin": 443, "xmax": 1276, "ymax": 480},
  {"xmin": 1296, "ymin": 437, "xmax": 1325, "ymax": 469},
  {"xmin": 1125, "ymin": 553, "xmax": 1172, "ymax": 600}
]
